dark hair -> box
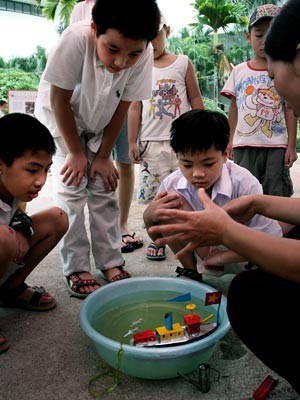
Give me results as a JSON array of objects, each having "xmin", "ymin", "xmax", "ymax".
[
  {"xmin": 0, "ymin": 113, "xmax": 56, "ymax": 166},
  {"xmin": 92, "ymin": 0, "xmax": 160, "ymax": 41},
  {"xmin": 0, "ymin": 100, "xmax": 7, "ymax": 106},
  {"xmin": 265, "ymin": 0, "xmax": 300, "ymax": 62},
  {"xmin": 170, "ymin": 110, "xmax": 230, "ymax": 155}
]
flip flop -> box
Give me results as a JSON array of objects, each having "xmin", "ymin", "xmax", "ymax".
[
  {"xmin": 63, "ymin": 273, "xmax": 101, "ymax": 299},
  {"xmin": 146, "ymin": 242, "xmax": 166, "ymax": 261},
  {"xmin": 122, "ymin": 233, "xmax": 144, "ymax": 250},
  {"xmin": 0, "ymin": 282, "xmax": 56, "ymax": 311},
  {"xmin": 121, "ymin": 236, "xmax": 134, "ymax": 253}
]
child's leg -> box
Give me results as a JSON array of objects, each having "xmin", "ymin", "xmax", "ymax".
[
  {"xmin": 51, "ymin": 138, "xmax": 92, "ymax": 277},
  {"xmin": 87, "ymin": 166, "xmax": 130, "ymax": 282},
  {"xmin": 0, "ymin": 207, "xmax": 68, "ymax": 305},
  {"xmin": 113, "ymin": 122, "xmax": 142, "ymax": 248},
  {"xmin": 0, "ymin": 225, "xmax": 20, "ymax": 281}
]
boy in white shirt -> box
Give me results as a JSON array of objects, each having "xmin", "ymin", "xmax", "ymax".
[
  {"xmin": 0, "ymin": 113, "xmax": 68, "ymax": 353},
  {"xmin": 69, "ymin": 0, "xmax": 144, "ymax": 254},
  {"xmin": 34, "ymin": 0, "xmax": 160, "ymax": 297},
  {"xmin": 144, "ymin": 109, "xmax": 282, "ymax": 281}
]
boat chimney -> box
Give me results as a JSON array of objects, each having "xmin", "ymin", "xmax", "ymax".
[{"xmin": 164, "ymin": 312, "xmax": 173, "ymax": 330}]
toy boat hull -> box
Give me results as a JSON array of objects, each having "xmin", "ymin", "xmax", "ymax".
[{"xmin": 133, "ymin": 323, "xmax": 218, "ymax": 348}]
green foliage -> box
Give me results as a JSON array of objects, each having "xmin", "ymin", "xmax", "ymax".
[
  {"xmin": 203, "ymin": 97, "xmax": 227, "ymax": 115},
  {"xmin": 0, "ymin": 57, "xmax": 7, "ymax": 69},
  {"xmin": 2, "ymin": 46, "xmax": 47, "ymax": 76},
  {"xmin": 0, "ymin": 68, "xmax": 40, "ymax": 100},
  {"xmin": 34, "ymin": 0, "xmax": 78, "ymax": 33},
  {"xmin": 192, "ymin": 0, "xmax": 247, "ymax": 33},
  {"xmin": 297, "ymin": 122, "xmax": 300, "ymax": 153}
]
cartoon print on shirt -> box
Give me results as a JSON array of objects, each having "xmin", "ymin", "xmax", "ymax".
[
  {"xmin": 238, "ymin": 85, "xmax": 284, "ymax": 138},
  {"xmin": 174, "ymin": 95, "xmax": 182, "ymax": 117},
  {"xmin": 148, "ymin": 96, "xmax": 156, "ymax": 118},
  {"xmin": 138, "ymin": 167, "xmax": 161, "ymax": 203},
  {"xmin": 149, "ymin": 79, "xmax": 183, "ymax": 120}
]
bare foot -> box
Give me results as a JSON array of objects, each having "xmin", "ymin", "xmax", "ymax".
[{"xmin": 102, "ymin": 267, "xmax": 131, "ymax": 282}]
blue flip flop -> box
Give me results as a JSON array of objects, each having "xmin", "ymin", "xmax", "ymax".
[{"xmin": 146, "ymin": 242, "xmax": 166, "ymax": 261}]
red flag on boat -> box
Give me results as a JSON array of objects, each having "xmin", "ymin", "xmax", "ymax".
[{"xmin": 205, "ymin": 291, "xmax": 222, "ymax": 306}]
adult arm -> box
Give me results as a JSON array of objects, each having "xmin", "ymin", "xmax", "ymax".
[{"xmin": 149, "ymin": 189, "xmax": 300, "ymax": 283}]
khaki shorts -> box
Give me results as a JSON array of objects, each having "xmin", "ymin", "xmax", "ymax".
[{"xmin": 137, "ymin": 140, "xmax": 178, "ymax": 204}]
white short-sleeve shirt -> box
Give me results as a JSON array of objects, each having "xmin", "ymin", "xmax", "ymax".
[
  {"xmin": 70, "ymin": 0, "xmax": 94, "ymax": 24},
  {"xmin": 220, "ymin": 62, "xmax": 288, "ymax": 148},
  {"xmin": 34, "ymin": 21, "xmax": 153, "ymax": 151}
]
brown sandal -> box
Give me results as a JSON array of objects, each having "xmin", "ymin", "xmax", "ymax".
[
  {"xmin": 63, "ymin": 273, "xmax": 101, "ymax": 298},
  {"xmin": 0, "ymin": 282, "xmax": 56, "ymax": 311}
]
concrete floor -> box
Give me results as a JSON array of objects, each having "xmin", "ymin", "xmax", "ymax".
[{"xmin": 1, "ymin": 162, "xmax": 300, "ymax": 400}]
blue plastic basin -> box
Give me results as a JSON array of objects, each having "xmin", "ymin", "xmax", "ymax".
[{"xmin": 79, "ymin": 277, "xmax": 230, "ymax": 379}]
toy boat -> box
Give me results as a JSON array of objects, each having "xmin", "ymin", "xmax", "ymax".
[{"xmin": 131, "ymin": 303, "xmax": 218, "ymax": 348}]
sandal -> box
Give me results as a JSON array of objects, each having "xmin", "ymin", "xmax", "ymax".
[
  {"xmin": 121, "ymin": 237, "xmax": 134, "ymax": 253},
  {"xmin": 122, "ymin": 233, "xmax": 144, "ymax": 250},
  {"xmin": 63, "ymin": 272, "xmax": 101, "ymax": 299},
  {"xmin": 176, "ymin": 266, "xmax": 203, "ymax": 282},
  {"xmin": 101, "ymin": 264, "xmax": 131, "ymax": 283},
  {"xmin": 0, "ymin": 282, "xmax": 56, "ymax": 311},
  {"xmin": 0, "ymin": 330, "xmax": 9, "ymax": 355},
  {"xmin": 146, "ymin": 242, "xmax": 166, "ymax": 261}
]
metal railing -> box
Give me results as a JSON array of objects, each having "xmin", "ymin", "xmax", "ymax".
[{"xmin": 0, "ymin": 0, "xmax": 43, "ymax": 17}]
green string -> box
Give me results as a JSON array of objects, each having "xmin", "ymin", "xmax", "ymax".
[{"xmin": 88, "ymin": 343, "xmax": 124, "ymax": 398}]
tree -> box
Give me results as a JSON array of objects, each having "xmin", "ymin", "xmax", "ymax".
[
  {"xmin": 192, "ymin": 0, "xmax": 247, "ymax": 108},
  {"xmin": 34, "ymin": 0, "xmax": 78, "ymax": 33},
  {"xmin": 7, "ymin": 46, "xmax": 47, "ymax": 76}
]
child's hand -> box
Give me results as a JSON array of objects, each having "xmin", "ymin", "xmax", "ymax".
[
  {"xmin": 129, "ymin": 144, "xmax": 142, "ymax": 163},
  {"xmin": 145, "ymin": 192, "xmax": 183, "ymax": 224},
  {"xmin": 90, "ymin": 157, "xmax": 119, "ymax": 192},
  {"xmin": 61, "ymin": 152, "xmax": 88, "ymax": 187}
]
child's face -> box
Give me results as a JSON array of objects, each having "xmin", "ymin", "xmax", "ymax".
[
  {"xmin": 92, "ymin": 25, "xmax": 147, "ymax": 73},
  {"xmin": 0, "ymin": 150, "xmax": 52, "ymax": 203},
  {"xmin": 177, "ymin": 146, "xmax": 227, "ymax": 194},
  {"xmin": 151, "ymin": 25, "xmax": 170, "ymax": 60},
  {"xmin": 247, "ymin": 20, "xmax": 271, "ymax": 60}
]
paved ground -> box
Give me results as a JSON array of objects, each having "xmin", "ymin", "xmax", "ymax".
[{"xmin": 1, "ymin": 161, "xmax": 300, "ymax": 400}]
